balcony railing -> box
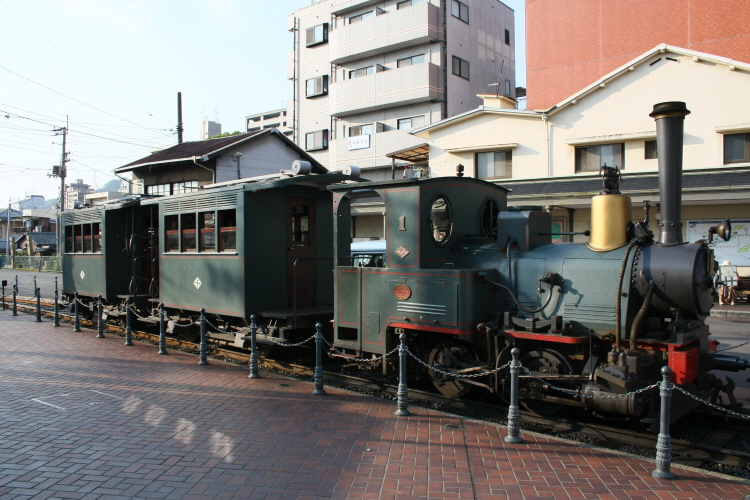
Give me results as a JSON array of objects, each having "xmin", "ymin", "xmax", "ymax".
[
  {"xmin": 329, "ymin": 2, "xmax": 440, "ymax": 64},
  {"xmin": 330, "ymin": 62, "xmax": 441, "ymax": 117}
]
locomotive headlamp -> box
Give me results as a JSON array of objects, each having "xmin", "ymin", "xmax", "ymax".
[{"xmin": 707, "ymin": 219, "xmax": 731, "ymax": 243}]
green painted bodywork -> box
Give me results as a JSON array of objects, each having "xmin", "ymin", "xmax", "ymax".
[
  {"xmin": 145, "ymin": 174, "xmax": 353, "ymax": 321},
  {"xmin": 62, "ymin": 199, "xmax": 149, "ymax": 304},
  {"xmin": 331, "ymin": 177, "xmax": 510, "ymax": 353}
]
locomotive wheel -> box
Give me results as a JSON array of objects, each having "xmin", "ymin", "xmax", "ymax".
[
  {"xmin": 520, "ymin": 348, "xmax": 573, "ymax": 416},
  {"xmin": 427, "ymin": 341, "xmax": 479, "ymax": 399}
]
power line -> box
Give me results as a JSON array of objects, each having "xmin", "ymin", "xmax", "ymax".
[
  {"xmin": 0, "ymin": 0, "xmax": 173, "ymax": 127},
  {"xmin": 1, "ymin": 109, "xmax": 170, "ymax": 148},
  {"xmin": 0, "ymin": 66, "xmax": 175, "ymax": 136}
]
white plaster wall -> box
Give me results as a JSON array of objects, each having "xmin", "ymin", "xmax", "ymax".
[
  {"xmin": 419, "ymin": 111, "xmax": 545, "ymax": 178},
  {"xmin": 549, "ymin": 53, "xmax": 750, "ymax": 177}
]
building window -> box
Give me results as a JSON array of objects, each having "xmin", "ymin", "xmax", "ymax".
[
  {"xmin": 350, "ymin": 124, "xmax": 373, "ymax": 137},
  {"xmin": 476, "ymin": 150, "xmax": 512, "ymax": 179},
  {"xmin": 505, "ymin": 79, "xmax": 511, "ymax": 96},
  {"xmin": 397, "ymin": 54, "xmax": 425, "ymax": 68},
  {"xmin": 305, "ymin": 130, "xmax": 329, "ymax": 151},
  {"xmin": 306, "ymin": 23, "xmax": 328, "ymax": 46},
  {"xmin": 452, "ymin": 56, "xmax": 470, "ymax": 80},
  {"xmin": 505, "ymin": 29, "xmax": 510, "ymax": 46},
  {"xmin": 397, "ymin": 0, "xmax": 425, "ymax": 8},
  {"xmin": 305, "ymin": 75, "xmax": 328, "ymax": 98},
  {"xmin": 349, "ymin": 66, "xmax": 374, "ymax": 79},
  {"xmin": 147, "ymin": 183, "xmax": 169, "ymax": 196},
  {"xmin": 349, "ymin": 11, "xmax": 374, "ymax": 23},
  {"xmin": 645, "ymin": 140, "xmax": 658, "ymax": 159},
  {"xmin": 397, "ymin": 115, "xmax": 425, "ymax": 130},
  {"xmin": 172, "ymin": 181, "xmax": 198, "ymax": 194},
  {"xmin": 575, "ymin": 143, "xmax": 624, "ymax": 172},
  {"xmin": 724, "ymin": 132, "xmax": 750, "ymax": 164},
  {"xmin": 451, "ymin": 0, "xmax": 469, "ymax": 23}
]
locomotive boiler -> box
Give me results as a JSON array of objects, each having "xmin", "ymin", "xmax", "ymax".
[{"xmin": 331, "ymin": 102, "xmax": 748, "ymax": 422}]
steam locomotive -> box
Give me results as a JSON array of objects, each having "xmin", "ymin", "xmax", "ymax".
[
  {"xmin": 329, "ymin": 101, "xmax": 747, "ymax": 423},
  {"xmin": 62, "ymin": 102, "xmax": 748, "ymax": 423}
]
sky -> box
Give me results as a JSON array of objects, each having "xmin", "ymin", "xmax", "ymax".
[{"xmin": 0, "ymin": 0, "xmax": 526, "ymax": 205}]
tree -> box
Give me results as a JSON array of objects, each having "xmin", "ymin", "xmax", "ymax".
[{"xmin": 207, "ymin": 131, "xmax": 242, "ymax": 139}]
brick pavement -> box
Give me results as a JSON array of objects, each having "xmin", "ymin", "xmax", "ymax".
[{"xmin": 1, "ymin": 312, "xmax": 749, "ymax": 500}]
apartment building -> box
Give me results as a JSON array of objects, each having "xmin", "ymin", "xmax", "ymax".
[
  {"xmin": 287, "ymin": 0, "xmax": 516, "ymax": 177},
  {"xmin": 65, "ymin": 179, "xmax": 95, "ymax": 210},
  {"xmin": 245, "ymin": 109, "xmax": 293, "ymax": 137}
]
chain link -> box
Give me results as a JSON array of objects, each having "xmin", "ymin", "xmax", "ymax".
[
  {"xmin": 717, "ymin": 341, "xmax": 750, "ymax": 352},
  {"xmin": 521, "ymin": 366, "xmax": 659, "ymax": 399},
  {"xmin": 672, "ymin": 385, "xmax": 750, "ymax": 420},
  {"xmin": 204, "ymin": 318, "xmax": 251, "ymax": 336},
  {"xmin": 128, "ymin": 305, "xmax": 151, "ymax": 319},
  {"xmin": 322, "ymin": 337, "xmax": 399, "ymax": 362},
  {"xmin": 264, "ymin": 333, "xmax": 317, "ymax": 347},
  {"xmin": 404, "ymin": 347, "xmax": 512, "ymax": 378}
]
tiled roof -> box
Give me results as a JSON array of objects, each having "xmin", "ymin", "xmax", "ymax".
[
  {"xmin": 118, "ymin": 130, "xmax": 267, "ymax": 171},
  {"xmin": 28, "ymin": 232, "xmax": 58, "ymax": 246}
]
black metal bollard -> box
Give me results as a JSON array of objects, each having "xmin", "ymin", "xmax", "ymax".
[
  {"xmin": 312, "ymin": 322, "xmax": 325, "ymax": 394},
  {"xmin": 199, "ymin": 308, "xmax": 209, "ymax": 365},
  {"xmin": 249, "ymin": 315, "xmax": 260, "ymax": 378},
  {"xmin": 158, "ymin": 303, "xmax": 167, "ymax": 355},
  {"xmin": 14, "ymin": 275, "xmax": 18, "ymax": 295},
  {"xmin": 12, "ymin": 289, "xmax": 17, "ymax": 316},
  {"xmin": 35, "ymin": 288, "xmax": 42, "ymax": 322},
  {"xmin": 96, "ymin": 295, "xmax": 104, "ymax": 337},
  {"xmin": 53, "ymin": 278, "xmax": 60, "ymax": 327},
  {"xmin": 124, "ymin": 297, "xmax": 133, "ymax": 346},
  {"xmin": 73, "ymin": 292, "xmax": 80, "ymax": 331},
  {"xmin": 505, "ymin": 347, "xmax": 523, "ymax": 443},
  {"xmin": 33, "ymin": 276, "xmax": 37, "ymax": 298},
  {"xmin": 652, "ymin": 366, "xmax": 675, "ymax": 479},
  {"xmin": 2, "ymin": 280, "xmax": 6, "ymax": 310},
  {"xmin": 395, "ymin": 332, "xmax": 410, "ymax": 416}
]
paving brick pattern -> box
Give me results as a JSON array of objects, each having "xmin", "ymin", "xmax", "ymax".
[{"xmin": 1, "ymin": 312, "xmax": 749, "ymax": 499}]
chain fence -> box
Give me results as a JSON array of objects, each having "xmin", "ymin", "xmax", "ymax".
[
  {"xmin": 717, "ymin": 341, "xmax": 750, "ymax": 352},
  {"xmin": 323, "ymin": 337, "xmax": 399, "ymax": 363},
  {"xmin": 35, "ymin": 298, "xmax": 750, "ymax": 419}
]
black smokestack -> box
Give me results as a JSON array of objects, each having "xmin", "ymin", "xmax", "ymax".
[{"xmin": 649, "ymin": 101, "xmax": 690, "ymax": 245}]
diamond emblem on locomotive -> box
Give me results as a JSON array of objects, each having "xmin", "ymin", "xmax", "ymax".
[
  {"xmin": 194, "ymin": 277, "xmax": 202, "ymax": 289},
  {"xmin": 80, "ymin": 271, "xmax": 85, "ymax": 279},
  {"xmin": 396, "ymin": 245, "xmax": 410, "ymax": 259}
]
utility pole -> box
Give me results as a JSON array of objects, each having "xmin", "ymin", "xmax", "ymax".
[
  {"xmin": 177, "ymin": 92, "xmax": 184, "ymax": 144},
  {"xmin": 53, "ymin": 117, "xmax": 69, "ymax": 212},
  {"xmin": 6, "ymin": 199, "xmax": 10, "ymax": 261},
  {"xmin": 52, "ymin": 116, "xmax": 69, "ymax": 271}
]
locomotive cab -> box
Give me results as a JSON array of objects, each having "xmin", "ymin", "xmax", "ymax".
[{"xmin": 331, "ymin": 177, "xmax": 510, "ymax": 389}]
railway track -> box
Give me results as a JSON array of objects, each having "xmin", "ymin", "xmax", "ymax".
[{"xmin": 7, "ymin": 298, "xmax": 750, "ymax": 479}]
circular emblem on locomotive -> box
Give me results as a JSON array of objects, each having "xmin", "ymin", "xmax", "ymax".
[{"xmin": 393, "ymin": 284, "xmax": 411, "ymax": 301}]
